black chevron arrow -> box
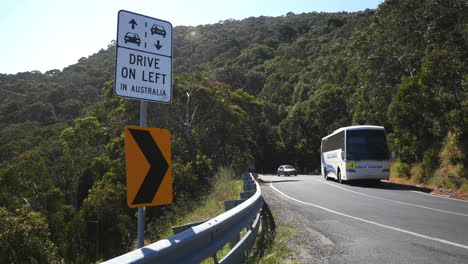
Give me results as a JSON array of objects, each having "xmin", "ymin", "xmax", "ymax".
[{"xmin": 129, "ymin": 129, "xmax": 169, "ymax": 205}]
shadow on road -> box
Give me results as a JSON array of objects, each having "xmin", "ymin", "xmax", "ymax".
[
  {"xmin": 259, "ymin": 179, "xmax": 301, "ymax": 184},
  {"xmin": 345, "ymin": 180, "xmax": 433, "ymax": 193}
]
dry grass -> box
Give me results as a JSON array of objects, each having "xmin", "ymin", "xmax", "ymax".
[
  {"xmin": 389, "ymin": 162, "xmax": 468, "ymax": 200},
  {"xmin": 182, "ymin": 167, "xmax": 242, "ymax": 224},
  {"xmin": 409, "ymin": 163, "xmax": 424, "ymax": 184}
]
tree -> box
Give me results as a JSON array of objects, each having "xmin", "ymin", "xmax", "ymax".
[
  {"xmin": 0, "ymin": 207, "xmax": 60, "ymax": 263},
  {"xmin": 60, "ymin": 116, "xmax": 108, "ymax": 206}
]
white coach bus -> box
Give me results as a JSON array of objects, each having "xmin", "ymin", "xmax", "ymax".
[{"xmin": 321, "ymin": 125, "xmax": 391, "ymax": 183}]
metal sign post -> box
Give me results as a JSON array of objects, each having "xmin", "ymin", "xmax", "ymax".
[{"xmin": 138, "ymin": 101, "xmax": 147, "ymax": 248}]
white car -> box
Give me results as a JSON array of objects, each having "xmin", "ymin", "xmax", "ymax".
[{"xmin": 277, "ymin": 165, "xmax": 297, "ymax": 176}]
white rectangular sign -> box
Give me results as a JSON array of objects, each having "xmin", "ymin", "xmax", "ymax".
[{"xmin": 115, "ymin": 10, "xmax": 172, "ymax": 103}]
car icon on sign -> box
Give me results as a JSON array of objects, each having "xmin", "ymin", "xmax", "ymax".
[
  {"xmin": 124, "ymin": 32, "xmax": 141, "ymax": 46},
  {"xmin": 151, "ymin": 24, "xmax": 166, "ymax": 38}
]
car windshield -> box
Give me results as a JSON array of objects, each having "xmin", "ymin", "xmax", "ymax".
[
  {"xmin": 346, "ymin": 130, "xmax": 389, "ymax": 161},
  {"xmin": 284, "ymin": 165, "xmax": 294, "ymax": 169}
]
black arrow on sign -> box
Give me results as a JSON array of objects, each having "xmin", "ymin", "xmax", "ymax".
[
  {"xmin": 129, "ymin": 129, "xmax": 169, "ymax": 205},
  {"xmin": 154, "ymin": 40, "xmax": 163, "ymax": 50},
  {"xmin": 129, "ymin": 19, "xmax": 138, "ymax": 29}
]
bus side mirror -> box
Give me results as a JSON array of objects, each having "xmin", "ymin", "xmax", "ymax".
[
  {"xmin": 391, "ymin": 152, "xmax": 396, "ymax": 159},
  {"xmin": 341, "ymin": 151, "xmax": 345, "ymax": 160}
]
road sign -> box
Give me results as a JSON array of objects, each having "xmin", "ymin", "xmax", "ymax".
[
  {"xmin": 125, "ymin": 126, "xmax": 172, "ymax": 208},
  {"xmin": 115, "ymin": 10, "xmax": 172, "ymax": 103}
]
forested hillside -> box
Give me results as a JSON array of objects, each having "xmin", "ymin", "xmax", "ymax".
[{"xmin": 1, "ymin": 0, "xmax": 467, "ymax": 262}]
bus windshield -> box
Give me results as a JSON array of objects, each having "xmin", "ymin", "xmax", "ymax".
[{"xmin": 346, "ymin": 130, "xmax": 389, "ymax": 161}]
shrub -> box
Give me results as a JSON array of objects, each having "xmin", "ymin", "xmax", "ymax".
[
  {"xmin": 396, "ymin": 161, "xmax": 411, "ymax": 178},
  {"xmin": 460, "ymin": 181, "xmax": 468, "ymax": 193},
  {"xmin": 440, "ymin": 132, "xmax": 464, "ymax": 167},
  {"xmin": 433, "ymin": 132, "xmax": 465, "ymax": 189},
  {"xmin": 422, "ymin": 148, "xmax": 439, "ymax": 175},
  {"xmin": 410, "ymin": 164, "xmax": 424, "ymax": 184}
]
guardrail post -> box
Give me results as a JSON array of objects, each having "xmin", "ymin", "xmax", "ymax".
[
  {"xmin": 243, "ymin": 183, "xmax": 255, "ymax": 192},
  {"xmin": 224, "ymin": 200, "xmax": 245, "ymax": 210},
  {"xmin": 240, "ymin": 191, "xmax": 255, "ymax": 199},
  {"xmin": 224, "ymin": 199, "xmax": 245, "ymax": 249},
  {"xmin": 243, "ymin": 173, "xmax": 255, "ymax": 188},
  {"xmin": 241, "ymin": 172, "xmax": 251, "ymax": 180}
]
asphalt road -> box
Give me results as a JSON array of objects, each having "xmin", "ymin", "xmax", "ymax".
[{"xmin": 259, "ymin": 174, "xmax": 468, "ymax": 264}]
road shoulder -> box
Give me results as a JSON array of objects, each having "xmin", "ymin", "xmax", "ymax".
[{"xmin": 260, "ymin": 180, "xmax": 337, "ymax": 263}]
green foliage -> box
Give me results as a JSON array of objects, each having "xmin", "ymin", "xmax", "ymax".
[
  {"xmin": 81, "ymin": 178, "xmax": 133, "ymax": 261},
  {"xmin": 422, "ymin": 149, "xmax": 440, "ymax": 176},
  {"xmin": 0, "ymin": 207, "xmax": 61, "ymax": 263},
  {"xmin": 0, "ymin": 150, "xmax": 59, "ymax": 213},
  {"xmin": 396, "ymin": 162, "xmax": 411, "ymax": 179},
  {"xmin": 1, "ymin": 1, "xmax": 467, "ymax": 261},
  {"xmin": 278, "ymin": 83, "xmax": 352, "ymax": 171}
]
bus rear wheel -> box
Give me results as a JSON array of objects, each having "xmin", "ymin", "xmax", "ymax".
[{"xmin": 338, "ymin": 170, "xmax": 344, "ymax": 184}]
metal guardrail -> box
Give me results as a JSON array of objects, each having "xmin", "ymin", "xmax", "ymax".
[{"xmin": 103, "ymin": 172, "xmax": 265, "ymax": 264}]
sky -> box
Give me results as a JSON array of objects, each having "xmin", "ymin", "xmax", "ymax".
[{"xmin": 0, "ymin": 0, "xmax": 383, "ymax": 75}]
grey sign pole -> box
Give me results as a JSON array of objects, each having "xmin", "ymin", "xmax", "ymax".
[{"xmin": 138, "ymin": 101, "xmax": 147, "ymax": 248}]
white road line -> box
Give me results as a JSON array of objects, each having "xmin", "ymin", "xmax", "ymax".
[
  {"xmin": 313, "ymin": 180, "xmax": 468, "ymax": 217},
  {"xmin": 269, "ymin": 182, "xmax": 468, "ymax": 250}
]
